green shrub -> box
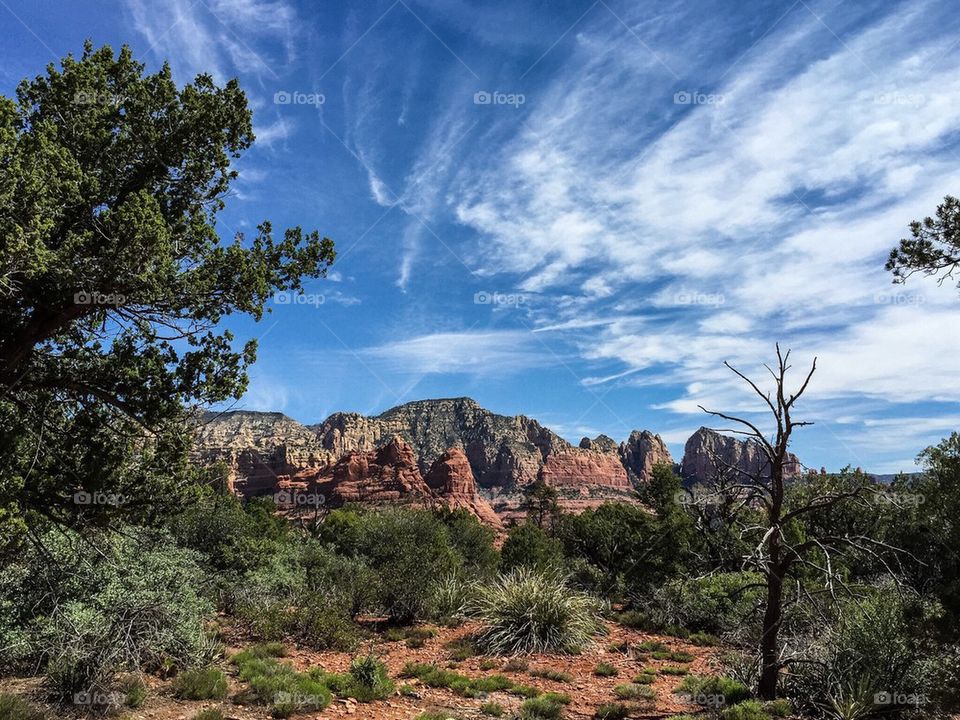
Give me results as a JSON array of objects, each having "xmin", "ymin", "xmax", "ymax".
[
  {"xmin": 520, "ymin": 694, "xmax": 566, "ymax": 719},
  {"xmin": 192, "ymin": 711, "xmax": 225, "ymax": 720},
  {"xmin": 636, "ymin": 640, "xmax": 667, "ymax": 652},
  {"xmin": 594, "ymin": 704, "xmax": 630, "ymax": 720},
  {"xmin": 510, "ymin": 683, "xmax": 542, "ymax": 698},
  {"xmin": 652, "ymin": 572, "xmax": 764, "ymax": 635},
  {"xmin": 38, "ymin": 534, "xmax": 212, "ymax": 701},
  {"xmin": 633, "ymin": 671, "xmax": 656, "ymax": 684},
  {"xmin": 660, "ymin": 666, "xmax": 689, "ymax": 676},
  {"xmin": 530, "ymin": 667, "xmax": 572, "ymax": 682},
  {"xmin": 593, "ymin": 662, "xmax": 618, "ymax": 677},
  {"xmin": 721, "ymin": 699, "xmax": 771, "ymax": 720},
  {"xmin": 500, "ymin": 523, "xmax": 565, "ymax": 573},
  {"xmin": 616, "ymin": 610, "xmax": 655, "ymax": 630},
  {"xmin": 446, "ymin": 637, "xmax": 477, "ymax": 660},
  {"xmin": 472, "ymin": 568, "xmax": 603, "ymax": 654},
  {"xmin": 120, "ymin": 674, "xmax": 147, "ymax": 708},
  {"xmin": 481, "ymin": 701, "xmax": 505, "ymax": 716},
  {"xmin": 480, "ymin": 658, "xmax": 498, "ymax": 670},
  {"xmin": 339, "ymin": 654, "xmax": 395, "ymax": 702},
  {"xmin": 172, "ymin": 667, "xmax": 228, "ymax": 700},
  {"xmin": 652, "ymin": 650, "xmax": 694, "ymax": 663},
  {"xmin": 614, "ymin": 682, "xmax": 656, "ymax": 700},
  {"xmin": 0, "ymin": 694, "xmax": 48, "ymax": 720},
  {"xmin": 290, "ymin": 596, "xmax": 359, "ymax": 651},
  {"xmin": 689, "ymin": 631, "xmax": 719, "ymax": 646},
  {"xmin": 765, "ymin": 698, "xmax": 791, "ymax": 717},
  {"xmin": 232, "ymin": 653, "xmax": 331, "ymax": 717},
  {"xmin": 676, "ymin": 675, "xmax": 751, "ymax": 706}
]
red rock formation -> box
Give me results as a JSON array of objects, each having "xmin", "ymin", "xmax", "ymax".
[
  {"xmin": 326, "ymin": 435, "xmax": 432, "ymax": 505},
  {"xmin": 538, "ymin": 449, "xmax": 630, "ymax": 490},
  {"xmin": 620, "ymin": 430, "xmax": 675, "ymax": 483},
  {"xmin": 426, "ymin": 448, "xmax": 502, "ymax": 528},
  {"xmin": 680, "ymin": 427, "xmax": 801, "ymax": 483}
]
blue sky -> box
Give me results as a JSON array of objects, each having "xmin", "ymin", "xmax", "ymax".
[{"xmin": 4, "ymin": 0, "xmax": 960, "ymax": 472}]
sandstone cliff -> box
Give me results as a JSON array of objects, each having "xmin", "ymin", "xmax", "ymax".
[
  {"xmin": 619, "ymin": 430, "xmax": 675, "ymax": 483},
  {"xmin": 425, "ymin": 447, "xmax": 503, "ymax": 528},
  {"xmin": 679, "ymin": 427, "xmax": 801, "ymax": 483}
]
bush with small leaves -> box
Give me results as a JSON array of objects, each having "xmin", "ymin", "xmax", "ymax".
[
  {"xmin": 721, "ymin": 699, "xmax": 772, "ymax": 720},
  {"xmin": 0, "ymin": 694, "xmax": 48, "ymax": 720},
  {"xmin": 120, "ymin": 674, "xmax": 147, "ymax": 708},
  {"xmin": 594, "ymin": 662, "xmax": 618, "ymax": 677},
  {"xmin": 172, "ymin": 667, "xmax": 228, "ymax": 700},
  {"xmin": 675, "ymin": 675, "xmax": 751, "ymax": 706}
]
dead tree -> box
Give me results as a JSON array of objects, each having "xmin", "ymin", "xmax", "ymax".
[{"xmin": 698, "ymin": 344, "xmax": 897, "ymax": 700}]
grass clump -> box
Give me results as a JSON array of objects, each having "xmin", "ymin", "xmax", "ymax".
[
  {"xmin": 472, "ymin": 568, "xmax": 602, "ymax": 654},
  {"xmin": 594, "ymin": 704, "xmax": 631, "ymax": 720},
  {"xmin": 652, "ymin": 650, "xmax": 694, "ymax": 663},
  {"xmin": 321, "ymin": 654, "xmax": 395, "ymax": 702},
  {"xmin": 445, "ymin": 637, "xmax": 478, "ymax": 660},
  {"xmin": 593, "ymin": 662, "xmax": 619, "ymax": 677},
  {"xmin": 172, "ymin": 667, "xmax": 228, "ymax": 700},
  {"xmin": 400, "ymin": 662, "xmax": 513, "ymax": 698},
  {"xmin": 191, "ymin": 711, "xmax": 225, "ymax": 720},
  {"xmin": 504, "ymin": 657, "xmax": 530, "ymax": 672},
  {"xmin": 416, "ymin": 711, "xmax": 460, "ymax": 720},
  {"xmin": 633, "ymin": 671, "xmax": 656, "ymax": 684},
  {"xmin": 520, "ymin": 694, "xmax": 566, "ymax": 719},
  {"xmin": 0, "ymin": 694, "xmax": 48, "ymax": 720},
  {"xmin": 480, "ymin": 658, "xmax": 499, "ymax": 670},
  {"xmin": 232, "ymin": 651, "xmax": 331, "ymax": 717},
  {"xmin": 614, "ymin": 682, "xmax": 656, "ymax": 700},
  {"xmin": 636, "ymin": 640, "xmax": 667, "ymax": 652},
  {"xmin": 765, "ymin": 698, "xmax": 791, "ymax": 717},
  {"xmin": 120, "ymin": 674, "xmax": 147, "ymax": 708},
  {"xmin": 721, "ymin": 699, "xmax": 772, "ymax": 720},
  {"xmin": 530, "ymin": 667, "xmax": 573, "ymax": 682},
  {"xmin": 689, "ymin": 632, "xmax": 719, "ymax": 646},
  {"xmin": 481, "ymin": 700, "xmax": 505, "ymax": 716},
  {"xmin": 660, "ymin": 666, "xmax": 689, "ymax": 676},
  {"xmin": 675, "ymin": 675, "xmax": 751, "ymax": 706}
]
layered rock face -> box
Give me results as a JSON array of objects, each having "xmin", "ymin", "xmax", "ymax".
[
  {"xmin": 426, "ymin": 448, "xmax": 502, "ymax": 528},
  {"xmin": 312, "ymin": 397, "xmax": 567, "ymax": 489},
  {"xmin": 193, "ymin": 411, "xmax": 332, "ymax": 495},
  {"xmin": 619, "ymin": 430, "xmax": 675, "ymax": 483},
  {"xmin": 191, "ymin": 400, "xmax": 805, "ymax": 526},
  {"xmin": 680, "ymin": 427, "xmax": 801, "ymax": 483},
  {"xmin": 324, "ymin": 436, "xmax": 431, "ymax": 505},
  {"xmin": 538, "ymin": 449, "xmax": 630, "ymax": 489}
]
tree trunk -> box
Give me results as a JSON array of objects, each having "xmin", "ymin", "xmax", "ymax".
[{"xmin": 758, "ymin": 564, "xmax": 784, "ymax": 700}]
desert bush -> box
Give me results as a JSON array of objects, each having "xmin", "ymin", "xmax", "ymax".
[
  {"xmin": 785, "ymin": 586, "xmax": 938, "ymax": 718},
  {"xmin": 593, "ymin": 662, "xmax": 618, "ymax": 677},
  {"xmin": 172, "ymin": 667, "xmax": 228, "ymax": 700},
  {"xmin": 232, "ymin": 652, "xmax": 331, "ymax": 717},
  {"xmin": 291, "ymin": 596, "xmax": 359, "ymax": 651},
  {"xmin": 37, "ymin": 533, "xmax": 212, "ymax": 701},
  {"xmin": 120, "ymin": 674, "xmax": 147, "ymax": 708},
  {"xmin": 530, "ymin": 667, "xmax": 573, "ymax": 682},
  {"xmin": 675, "ymin": 675, "xmax": 751, "ymax": 707},
  {"xmin": 471, "ymin": 567, "xmax": 603, "ymax": 654},
  {"xmin": 321, "ymin": 653, "xmax": 394, "ymax": 702},
  {"xmin": 431, "ymin": 574, "xmax": 473, "ymax": 624},
  {"xmin": 500, "ymin": 522, "xmax": 565, "ymax": 573},
  {"xmin": 0, "ymin": 694, "xmax": 48, "ymax": 720},
  {"xmin": 650, "ymin": 572, "xmax": 764, "ymax": 635},
  {"xmin": 721, "ymin": 699, "xmax": 771, "ymax": 720}
]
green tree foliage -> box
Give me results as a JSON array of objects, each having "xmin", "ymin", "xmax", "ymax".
[
  {"xmin": 0, "ymin": 42, "xmax": 335, "ymax": 550},
  {"xmin": 500, "ymin": 521, "xmax": 565, "ymax": 573},
  {"xmin": 886, "ymin": 195, "xmax": 960, "ymax": 291}
]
